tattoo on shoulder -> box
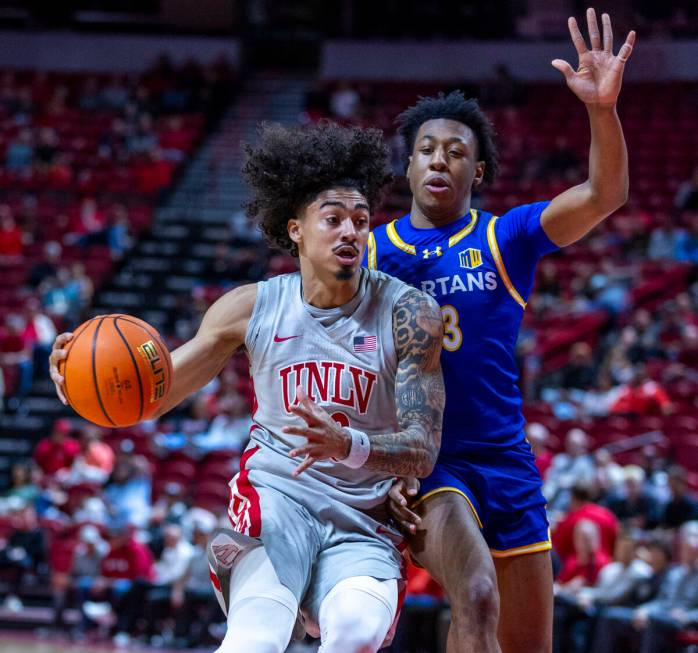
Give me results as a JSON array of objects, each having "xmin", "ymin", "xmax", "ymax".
[
  {"xmin": 393, "ymin": 288, "xmax": 443, "ymax": 372},
  {"xmin": 361, "ymin": 288, "xmax": 444, "ymax": 477}
]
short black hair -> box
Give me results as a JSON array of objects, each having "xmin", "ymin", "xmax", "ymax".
[
  {"xmin": 243, "ymin": 122, "xmax": 393, "ymax": 257},
  {"xmin": 395, "ymin": 90, "xmax": 499, "ymax": 184}
]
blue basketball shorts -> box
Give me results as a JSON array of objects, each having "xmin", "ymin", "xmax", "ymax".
[{"xmin": 414, "ymin": 438, "xmax": 551, "ymax": 558}]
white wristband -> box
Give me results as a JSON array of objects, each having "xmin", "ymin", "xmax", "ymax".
[{"xmin": 340, "ymin": 427, "xmax": 371, "ymax": 469}]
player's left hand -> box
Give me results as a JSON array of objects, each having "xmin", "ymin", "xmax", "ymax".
[
  {"xmin": 552, "ymin": 8, "xmax": 636, "ymax": 107},
  {"xmin": 283, "ymin": 386, "xmax": 352, "ymax": 477}
]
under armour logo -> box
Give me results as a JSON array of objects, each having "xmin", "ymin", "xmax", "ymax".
[{"xmin": 422, "ymin": 246, "xmax": 443, "ymax": 259}]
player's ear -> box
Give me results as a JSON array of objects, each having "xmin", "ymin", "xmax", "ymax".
[
  {"xmin": 406, "ymin": 155, "xmax": 413, "ymax": 177},
  {"xmin": 288, "ymin": 217, "xmax": 302, "ymax": 246},
  {"xmin": 472, "ymin": 161, "xmax": 486, "ymax": 189}
]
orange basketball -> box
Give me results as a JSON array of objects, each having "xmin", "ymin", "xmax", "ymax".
[{"xmin": 60, "ymin": 314, "xmax": 172, "ymax": 428}]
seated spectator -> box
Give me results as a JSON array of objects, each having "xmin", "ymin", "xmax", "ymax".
[
  {"xmin": 605, "ymin": 465, "xmax": 661, "ymax": 530},
  {"xmin": 553, "ymin": 524, "xmax": 627, "ymax": 653},
  {"xmin": 675, "ymin": 214, "xmax": 698, "ymax": 264},
  {"xmin": 0, "ymin": 207, "xmax": 24, "ymax": 262},
  {"xmin": 593, "ymin": 449, "xmax": 624, "ymax": 498},
  {"xmin": 34, "ymin": 126, "xmax": 58, "ymax": 168},
  {"xmin": 610, "ymin": 364, "xmax": 674, "ymax": 416},
  {"xmin": 553, "ymin": 484, "xmax": 619, "ymax": 566},
  {"xmin": 79, "ymin": 521, "xmax": 154, "ymax": 637},
  {"xmin": 61, "ymin": 426, "xmax": 114, "ymax": 486},
  {"xmin": 674, "ymin": 166, "xmax": 698, "ymax": 211},
  {"xmin": 527, "ymin": 422, "xmax": 553, "ymax": 479},
  {"xmin": 3, "ymin": 462, "xmax": 39, "ymax": 504},
  {"xmin": 192, "ymin": 394, "xmax": 251, "ymax": 453},
  {"xmin": 29, "ymin": 240, "xmax": 61, "ymax": 288},
  {"xmin": 557, "ymin": 520, "xmax": 612, "ymax": 588},
  {"xmin": 0, "ymin": 504, "xmax": 47, "ymax": 610},
  {"xmin": 54, "ymin": 524, "xmax": 108, "ymax": 632},
  {"xmin": 329, "ymin": 82, "xmax": 361, "ymax": 120},
  {"xmin": 5, "ymin": 128, "xmax": 34, "ymax": 172},
  {"xmin": 105, "ymin": 204, "xmax": 132, "ymax": 260},
  {"xmin": 657, "ymin": 466, "xmax": 698, "ymax": 530},
  {"xmin": 34, "ymin": 418, "xmax": 80, "ymax": 476},
  {"xmin": 170, "ymin": 519, "xmax": 220, "ymax": 648},
  {"xmin": 21, "ymin": 296, "xmax": 57, "ymax": 381},
  {"xmin": 562, "ymin": 342, "xmax": 596, "ymax": 391},
  {"xmin": 103, "ymin": 442, "xmax": 152, "ymax": 528},
  {"xmin": 580, "ymin": 532, "xmax": 652, "ymax": 609},
  {"xmin": 543, "ymin": 429, "xmax": 596, "ymax": 512},
  {"xmin": 113, "ymin": 523, "xmax": 194, "ymax": 644},
  {"xmin": 591, "ymin": 521, "xmax": 698, "ymax": 653},
  {"xmin": 0, "ymin": 313, "xmax": 34, "ymax": 400}
]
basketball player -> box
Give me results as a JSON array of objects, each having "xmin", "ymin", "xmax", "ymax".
[
  {"xmin": 49, "ymin": 122, "xmax": 445, "ymax": 653},
  {"xmin": 367, "ymin": 10, "xmax": 635, "ymax": 653}
]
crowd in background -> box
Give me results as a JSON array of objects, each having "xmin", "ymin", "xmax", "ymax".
[{"xmin": 0, "ymin": 63, "xmax": 697, "ymax": 652}]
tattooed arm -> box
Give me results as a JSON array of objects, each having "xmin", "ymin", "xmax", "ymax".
[
  {"xmin": 363, "ymin": 287, "xmax": 444, "ymax": 476},
  {"xmin": 282, "ymin": 287, "xmax": 444, "ymax": 478}
]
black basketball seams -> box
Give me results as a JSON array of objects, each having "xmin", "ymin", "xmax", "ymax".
[
  {"xmin": 113, "ymin": 317, "xmax": 145, "ymax": 423},
  {"xmin": 91, "ymin": 317, "xmax": 116, "ymax": 426}
]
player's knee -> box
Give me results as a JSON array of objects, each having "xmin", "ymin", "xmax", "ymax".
[
  {"xmin": 321, "ymin": 604, "xmax": 388, "ymax": 653},
  {"xmin": 322, "ymin": 617, "xmax": 385, "ymax": 653},
  {"xmin": 452, "ymin": 571, "xmax": 499, "ymax": 628}
]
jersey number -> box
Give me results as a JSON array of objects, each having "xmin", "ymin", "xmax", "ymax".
[{"xmin": 441, "ymin": 304, "xmax": 462, "ymax": 352}]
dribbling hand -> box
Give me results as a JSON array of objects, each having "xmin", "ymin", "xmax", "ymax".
[
  {"xmin": 49, "ymin": 332, "xmax": 73, "ymax": 405},
  {"xmin": 552, "ymin": 8, "xmax": 636, "ymax": 107},
  {"xmin": 282, "ymin": 386, "xmax": 352, "ymax": 477}
]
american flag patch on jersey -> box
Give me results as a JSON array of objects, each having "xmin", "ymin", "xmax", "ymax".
[{"xmin": 354, "ymin": 335, "xmax": 377, "ymax": 352}]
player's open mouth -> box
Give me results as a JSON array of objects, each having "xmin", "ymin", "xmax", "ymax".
[
  {"xmin": 425, "ymin": 175, "xmax": 450, "ymax": 194},
  {"xmin": 333, "ymin": 245, "xmax": 359, "ymax": 264}
]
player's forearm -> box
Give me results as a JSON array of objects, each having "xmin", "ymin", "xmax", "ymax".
[
  {"xmin": 541, "ymin": 105, "xmax": 628, "ymax": 247},
  {"xmin": 151, "ymin": 337, "xmax": 232, "ymax": 418},
  {"xmin": 586, "ymin": 103, "xmax": 629, "ymax": 213},
  {"xmin": 364, "ymin": 425, "xmax": 440, "ymax": 477}
]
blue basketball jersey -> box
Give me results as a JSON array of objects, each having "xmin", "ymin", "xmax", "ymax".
[{"xmin": 365, "ymin": 202, "xmax": 558, "ymax": 455}]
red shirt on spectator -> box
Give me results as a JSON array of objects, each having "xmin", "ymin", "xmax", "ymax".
[
  {"xmin": 101, "ymin": 537, "xmax": 154, "ymax": 581},
  {"xmin": 557, "ymin": 550, "xmax": 611, "ymax": 585},
  {"xmin": 535, "ymin": 450, "xmax": 553, "ymax": 479},
  {"xmin": 610, "ymin": 380, "xmax": 672, "ymax": 415},
  {"xmin": 0, "ymin": 223, "xmax": 23, "ymax": 257},
  {"xmin": 34, "ymin": 437, "xmax": 81, "ymax": 475},
  {"xmin": 553, "ymin": 502, "xmax": 619, "ymax": 563}
]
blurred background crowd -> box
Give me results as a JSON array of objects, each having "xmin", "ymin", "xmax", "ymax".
[{"xmin": 0, "ymin": 1, "xmax": 696, "ymax": 652}]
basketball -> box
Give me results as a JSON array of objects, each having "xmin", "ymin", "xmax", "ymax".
[{"xmin": 59, "ymin": 314, "xmax": 172, "ymax": 428}]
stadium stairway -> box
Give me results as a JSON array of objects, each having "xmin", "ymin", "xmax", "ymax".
[{"xmin": 0, "ymin": 72, "xmax": 309, "ymax": 489}]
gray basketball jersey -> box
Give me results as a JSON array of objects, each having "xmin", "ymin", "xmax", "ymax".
[{"xmin": 243, "ymin": 268, "xmax": 412, "ymax": 511}]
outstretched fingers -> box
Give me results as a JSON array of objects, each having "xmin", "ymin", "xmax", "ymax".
[
  {"xmin": 586, "ymin": 7, "xmax": 602, "ymax": 50},
  {"xmin": 602, "ymin": 12, "xmax": 613, "ymax": 53},
  {"xmin": 568, "ymin": 16, "xmax": 588, "ymax": 56},
  {"xmin": 613, "ymin": 30, "xmax": 636, "ymax": 72}
]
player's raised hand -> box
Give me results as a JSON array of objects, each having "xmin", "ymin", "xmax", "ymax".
[
  {"xmin": 48, "ymin": 332, "xmax": 73, "ymax": 405},
  {"xmin": 283, "ymin": 386, "xmax": 352, "ymax": 477},
  {"xmin": 552, "ymin": 8, "xmax": 635, "ymax": 107}
]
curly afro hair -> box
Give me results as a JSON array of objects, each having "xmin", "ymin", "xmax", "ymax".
[
  {"xmin": 395, "ymin": 90, "xmax": 499, "ymax": 184},
  {"xmin": 242, "ymin": 122, "xmax": 393, "ymax": 257}
]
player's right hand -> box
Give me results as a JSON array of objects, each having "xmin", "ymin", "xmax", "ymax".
[
  {"xmin": 49, "ymin": 332, "xmax": 73, "ymax": 405},
  {"xmin": 388, "ymin": 477, "xmax": 421, "ymax": 534}
]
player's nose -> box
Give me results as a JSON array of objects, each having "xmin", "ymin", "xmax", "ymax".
[
  {"xmin": 339, "ymin": 217, "xmax": 358, "ymax": 240},
  {"xmin": 429, "ymin": 148, "xmax": 448, "ymax": 171}
]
